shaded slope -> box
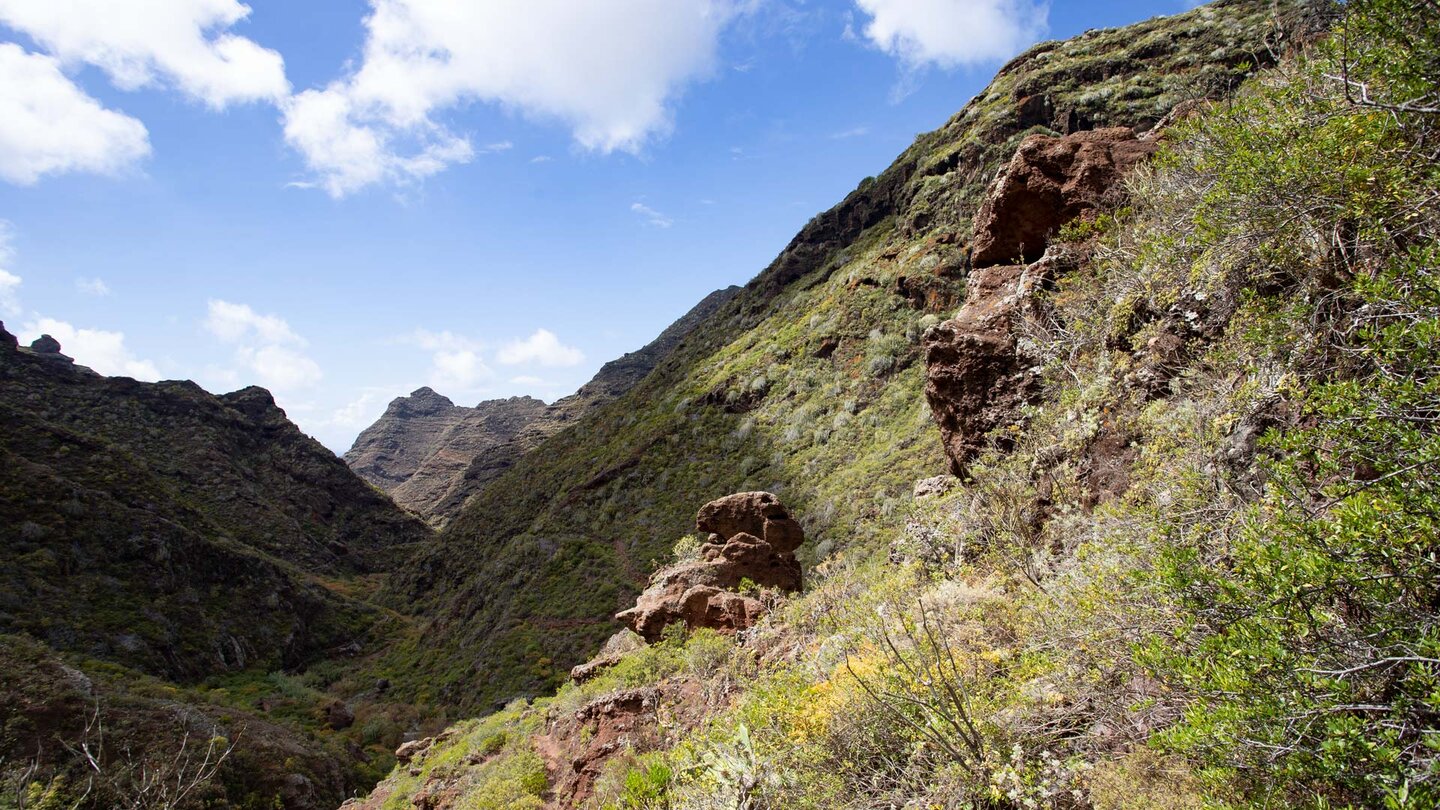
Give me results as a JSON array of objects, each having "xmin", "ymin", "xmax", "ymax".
[
  {"xmin": 376, "ymin": 0, "xmax": 1318, "ymax": 712},
  {"xmin": 0, "ymin": 324, "xmax": 432, "ymax": 680}
]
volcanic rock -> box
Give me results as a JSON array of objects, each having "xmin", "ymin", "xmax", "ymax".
[
  {"xmin": 969, "ymin": 127, "xmax": 1158, "ymax": 267},
  {"xmin": 616, "ymin": 492, "xmax": 803, "ymax": 641},
  {"xmin": 344, "ymin": 389, "xmax": 546, "ymax": 522},
  {"xmin": 24, "ymin": 334, "xmax": 75, "ymax": 365},
  {"xmin": 923, "ymin": 253, "xmax": 1070, "ymax": 475}
]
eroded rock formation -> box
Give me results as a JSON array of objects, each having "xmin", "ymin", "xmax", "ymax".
[
  {"xmin": 616, "ymin": 492, "xmax": 803, "ymax": 641},
  {"xmin": 969, "ymin": 126, "xmax": 1158, "ymax": 267},
  {"xmin": 923, "ymin": 258, "xmax": 1058, "ymax": 475},
  {"xmin": 925, "ymin": 121, "xmax": 1163, "ymax": 475}
]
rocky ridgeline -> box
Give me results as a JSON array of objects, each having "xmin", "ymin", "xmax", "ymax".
[
  {"xmin": 0, "ymin": 323, "xmax": 435, "ymax": 808},
  {"xmin": 345, "ymin": 388, "xmax": 548, "ymax": 525},
  {"xmin": 616, "ymin": 491, "xmax": 804, "ymax": 642}
]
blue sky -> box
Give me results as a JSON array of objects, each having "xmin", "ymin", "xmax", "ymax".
[{"xmin": 0, "ymin": 0, "xmax": 1189, "ymax": 451}]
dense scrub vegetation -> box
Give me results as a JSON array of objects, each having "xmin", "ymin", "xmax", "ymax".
[{"xmin": 355, "ymin": 1, "xmax": 1440, "ymax": 807}]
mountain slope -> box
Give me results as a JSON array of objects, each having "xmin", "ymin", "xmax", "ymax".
[
  {"xmin": 374, "ymin": 0, "xmax": 1316, "ymax": 712},
  {"xmin": 348, "ymin": 0, "xmax": 1440, "ymax": 806},
  {"xmin": 0, "ymin": 326, "xmax": 435, "ymax": 807}
]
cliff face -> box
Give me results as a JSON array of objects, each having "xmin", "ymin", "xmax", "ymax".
[
  {"xmin": 345, "ymin": 390, "xmax": 548, "ymax": 524},
  {"xmin": 371, "ymin": 0, "xmax": 1312, "ymax": 713},
  {"xmin": 345, "ymin": 386, "xmax": 476, "ymax": 490}
]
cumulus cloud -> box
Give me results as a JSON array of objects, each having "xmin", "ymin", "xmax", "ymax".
[
  {"xmin": 854, "ymin": 0, "xmax": 1047, "ymax": 68},
  {"xmin": 205, "ymin": 299, "xmax": 304, "ymax": 345},
  {"xmin": 75, "ymin": 277, "xmax": 110, "ymax": 296},
  {"xmin": 203, "ymin": 299, "xmax": 321, "ymax": 391},
  {"xmin": 0, "ymin": 0, "xmax": 289, "ymax": 108},
  {"xmin": 398, "ymin": 328, "xmax": 494, "ymax": 392},
  {"xmin": 236, "ymin": 344, "xmax": 322, "ymax": 390},
  {"xmin": 497, "ymin": 329, "xmax": 584, "ymax": 367},
  {"xmin": 283, "ymin": 0, "xmax": 742, "ymax": 196},
  {"xmin": 20, "ymin": 317, "xmax": 160, "ymax": 379},
  {"xmin": 0, "ymin": 44, "xmax": 151, "ymax": 185}
]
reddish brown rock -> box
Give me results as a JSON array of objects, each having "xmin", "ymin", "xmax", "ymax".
[
  {"xmin": 617, "ymin": 492, "xmax": 804, "ymax": 641},
  {"xmin": 538, "ymin": 679, "xmax": 706, "ymax": 808},
  {"xmin": 696, "ymin": 491, "xmax": 783, "ymax": 538},
  {"xmin": 969, "ymin": 127, "xmax": 1157, "ymax": 267},
  {"xmin": 923, "ymin": 256, "xmax": 1064, "ymax": 475},
  {"xmin": 395, "ymin": 737, "xmax": 433, "ymax": 764}
]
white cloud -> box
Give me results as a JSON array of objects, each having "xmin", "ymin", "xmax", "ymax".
[
  {"xmin": 325, "ymin": 390, "xmax": 390, "ymax": 431},
  {"xmin": 631, "ymin": 202, "xmax": 673, "ymax": 228},
  {"xmin": 19, "ymin": 317, "xmax": 160, "ymax": 379},
  {"xmin": 0, "ymin": 269, "xmax": 19, "ymax": 316},
  {"xmin": 497, "ymin": 328, "xmax": 584, "ymax": 367},
  {"xmin": 509, "ymin": 375, "xmax": 545, "ymax": 386},
  {"xmin": 0, "ymin": 221, "xmax": 18, "ymax": 316},
  {"xmin": 854, "ymin": 0, "xmax": 1047, "ymax": 68},
  {"xmin": 237, "ymin": 344, "xmax": 322, "ymax": 390},
  {"xmin": 0, "ymin": 43, "xmax": 151, "ymax": 185},
  {"xmin": 0, "ymin": 0, "xmax": 289, "ymax": 108},
  {"xmin": 204, "ymin": 299, "xmax": 303, "ymax": 345},
  {"xmin": 397, "ymin": 328, "xmax": 494, "ymax": 392},
  {"xmin": 202, "ymin": 299, "xmax": 321, "ymax": 391},
  {"xmin": 283, "ymin": 0, "xmax": 742, "ymax": 195},
  {"xmin": 401, "ymin": 328, "xmax": 484, "ymax": 353},
  {"xmin": 431, "ymin": 348, "xmax": 490, "ymax": 390},
  {"xmin": 76, "ymin": 277, "xmax": 110, "ymax": 296},
  {"xmin": 830, "ymin": 125, "xmax": 870, "ymax": 139}
]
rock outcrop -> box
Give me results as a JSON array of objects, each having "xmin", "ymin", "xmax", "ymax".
[
  {"xmin": 616, "ymin": 492, "xmax": 803, "ymax": 641},
  {"xmin": 925, "ymin": 122, "xmax": 1162, "ymax": 475},
  {"xmin": 537, "ymin": 678, "xmax": 707, "ymax": 809},
  {"xmin": 923, "ymin": 254, "xmax": 1070, "ymax": 475},
  {"xmin": 969, "ymin": 127, "xmax": 1158, "ymax": 267}
]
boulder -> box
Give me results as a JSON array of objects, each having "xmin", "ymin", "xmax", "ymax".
[
  {"xmin": 324, "ymin": 700, "xmax": 354, "ymax": 730},
  {"xmin": 617, "ymin": 492, "xmax": 804, "ymax": 641},
  {"xmin": 569, "ymin": 630, "xmax": 645, "ymax": 683},
  {"xmin": 969, "ymin": 127, "xmax": 1157, "ymax": 267},
  {"xmin": 24, "ymin": 334, "xmax": 75, "ymax": 365},
  {"xmin": 394, "ymin": 737, "xmax": 432, "ymax": 764},
  {"xmin": 29, "ymin": 334, "xmax": 62, "ymax": 354}
]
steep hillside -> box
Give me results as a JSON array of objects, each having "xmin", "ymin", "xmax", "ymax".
[
  {"xmin": 375, "ymin": 0, "xmax": 1318, "ymax": 712},
  {"xmin": 0, "ymin": 327, "xmax": 435, "ymax": 807},
  {"xmin": 350, "ymin": 0, "xmax": 1440, "ymax": 806}
]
